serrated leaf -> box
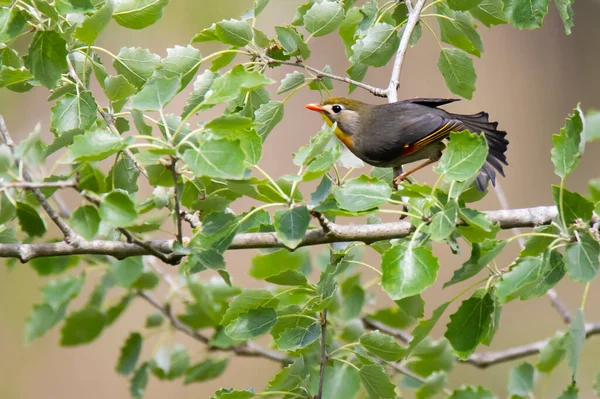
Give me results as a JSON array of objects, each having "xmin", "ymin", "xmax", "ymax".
[
  {"xmin": 444, "ymin": 290, "xmax": 494, "ymax": 358},
  {"xmin": 437, "ymin": 48, "xmax": 476, "ymax": 99},
  {"xmin": 275, "ymin": 322, "xmax": 320, "ymax": 350},
  {"xmin": 130, "ymin": 76, "xmax": 179, "ymax": 111},
  {"xmin": 204, "ymin": 64, "xmax": 274, "ymax": 105},
  {"xmin": 435, "ymin": 130, "xmax": 487, "ymax": 181},
  {"xmin": 495, "ymin": 256, "xmax": 543, "ymax": 302},
  {"xmin": 74, "ymin": 0, "xmax": 114, "ymax": 45},
  {"xmin": 312, "ymin": 363, "xmax": 360, "ymax": 399},
  {"xmin": 359, "ymin": 364, "xmax": 396, "ymax": 399},
  {"xmin": 558, "ymin": 385, "xmax": 579, "ymax": 399},
  {"xmin": 103, "ymin": 75, "xmax": 137, "ymax": 101},
  {"xmin": 107, "ymin": 156, "xmax": 140, "ymax": 193},
  {"xmin": 0, "ymin": 7, "xmax": 26, "ymax": 42},
  {"xmin": 16, "ymin": 201, "xmax": 46, "ymax": 237},
  {"xmin": 117, "ymin": 332, "xmax": 143, "ymax": 375},
  {"xmin": 469, "ymin": 0, "xmax": 508, "ymax": 27},
  {"xmin": 41, "ymin": 275, "xmax": 84, "ymax": 311},
  {"xmin": 359, "ymin": 330, "xmax": 407, "ymax": 361},
  {"xmin": 275, "ymin": 25, "xmax": 311, "ymax": 59},
  {"xmin": 26, "ymin": 30, "xmax": 68, "ymax": 89},
  {"xmin": 0, "ymin": 66, "xmax": 33, "ymax": 87},
  {"xmin": 254, "ymin": 100, "xmax": 284, "ymax": 140},
  {"xmin": 304, "ymin": 1, "xmax": 344, "ymax": 37},
  {"xmin": 437, "ymin": 3, "xmax": 483, "ymax": 57},
  {"xmin": 504, "ymin": 0, "xmax": 550, "ymax": 29},
  {"xmin": 110, "ymin": 257, "xmax": 144, "ymax": 288},
  {"xmin": 552, "ymin": 185, "xmax": 595, "ymax": 225},
  {"xmin": 60, "ymin": 307, "xmax": 106, "ymax": 346},
  {"xmin": 430, "ymin": 199, "xmax": 458, "ymax": 241},
  {"xmin": 267, "ymin": 356, "xmax": 305, "ymax": 392},
  {"xmin": 448, "ymin": 0, "xmax": 483, "ymax": 10},
  {"xmin": 564, "ymin": 232, "xmax": 600, "ymax": 283},
  {"xmin": 351, "ymin": 22, "xmax": 400, "ymax": 67},
  {"xmin": 225, "ymin": 307, "xmax": 278, "ymax": 340},
  {"xmin": 567, "ymin": 308, "xmax": 585, "ymax": 377},
  {"xmin": 113, "ymin": 47, "xmax": 160, "ymax": 89},
  {"xmin": 508, "ymin": 362, "xmax": 535, "ymax": 397},
  {"xmin": 536, "ymin": 331, "xmax": 567, "ymax": 373},
  {"xmin": 551, "ymin": 106, "xmax": 584, "ymax": 178},
  {"xmin": 182, "ymin": 70, "xmax": 218, "ymax": 118},
  {"xmin": 334, "ymin": 175, "xmax": 391, "ymax": 212},
  {"xmin": 149, "ymin": 345, "xmax": 190, "ymax": 380},
  {"xmin": 181, "ymin": 139, "xmax": 246, "ymax": 179},
  {"xmin": 221, "ymin": 289, "xmax": 278, "ymax": 326},
  {"xmin": 113, "ymin": 0, "xmax": 168, "ymax": 29},
  {"xmin": 69, "ymin": 128, "xmax": 126, "ymax": 162},
  {"xmin": 250, "ymin": 249, "xmax": 310, "ymax": 286},
  {"xmin": 382, "ymin": 244, "xmax": 440, "ymax": 300},
  {"xmin": 416, "ymin": 371, "xmax": 447, "ymax": 399},
  {"xmin": 448, "ymin": 386, "xmax": 495, "ymax": 398},
  {"xmin": 277, "ymin": 71, "xmax": 305, "ymax": 94},
  {"xmin": 274, "ymin": 206, "xmax": 311, "ymax": 249},
  {"xmin": 25, "ymin": 303, "xmax": 66, "ymax": 344},
  {"xmin": 445, "ymin": 239, "xmax": 505, "ymax": 287},
  {"xmin": 129, "ymin": 363, "xmax": 149, "ymax": 399},
  {"xmin": 215, "ymin": 19, "xmax": 253, "ymax": 46},
  {"xmin": 185, "ymin": 357, "xmax": 230, "ymax": 384},
  {"xmin": 50, "ymin": 91, "xmax": 98, "ymax": 135},
  {"xmin": 99, "ymin": 190, "xmax": 138, "ymax": 227}
]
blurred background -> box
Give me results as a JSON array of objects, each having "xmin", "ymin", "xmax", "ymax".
[{"xmin": 1, "ymin": 0, "xmax": 600, "ymax": 397}]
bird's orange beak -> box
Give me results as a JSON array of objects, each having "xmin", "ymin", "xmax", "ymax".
[{"xmin": 305, "ymin": 103, "xmax": 324, "ymax": 113}]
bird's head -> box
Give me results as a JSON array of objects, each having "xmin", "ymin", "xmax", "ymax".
[{"xmin": 305, "ymin": 97, "xmax": 368, "ymax": 136}]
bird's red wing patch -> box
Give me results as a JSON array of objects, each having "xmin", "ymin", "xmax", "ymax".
[{"xmin": 401, "ymin": 121, "xmax": 463, "ymax": 156}]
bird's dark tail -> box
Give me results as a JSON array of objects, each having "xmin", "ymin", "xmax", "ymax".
[{"xmin": 451, "ymin": 111, "xmax": 509, "ymax": 191}]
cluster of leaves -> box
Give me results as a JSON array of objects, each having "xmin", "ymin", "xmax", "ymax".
[{"xmin": 0, "ymin": 0, "xmax": 598, "ymax": 398}]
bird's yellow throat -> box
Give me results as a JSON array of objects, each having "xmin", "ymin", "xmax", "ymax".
[{"xmin": 322, "ymin": 115, "xmax": 354, "ymax": 149}]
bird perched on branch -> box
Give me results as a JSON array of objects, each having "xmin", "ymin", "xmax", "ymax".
[{"xmin": 305, "ymin": 97, "xmax": 508, "ymax": 191}]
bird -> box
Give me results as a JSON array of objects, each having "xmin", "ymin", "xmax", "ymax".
[{"xmin": 305, "ymin": 97, "xmax": 508, "ymax": 191}]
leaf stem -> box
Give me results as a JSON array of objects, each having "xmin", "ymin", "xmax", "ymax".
[
  {"xmin": 330, "ymin": 357, "xmax": 360, "ymax": 371},
  {"xmin": 253, "ymin": 164, "xmax": 291, "ymax": 203},
  {"xmin": 581, "ymin": 282, "xmax": 590, "ymax": 310},
  {"xmin": 277, "ymin": 314, "xmax": 320, "ymax": 323},
  {"xmin": 328, "ymin": 342, "xmax": 360, "ymax": 357},
  {"xmin": 507, "ymin": 232, "xmax": 560, "ymax": 244}
]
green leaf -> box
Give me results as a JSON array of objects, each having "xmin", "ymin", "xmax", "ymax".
[
  {"xmin": 448, "ymin": 386, "xmax": 495, "ymax": 399},
  {"xmin": 74, "ymin": 0, "xmax": 114, "ymax": 45},
  {"xmin": 437, "ymin": 3, "xmax": 483, "ymax": 57},
  {"xmin": 129, "ymin": 363, "xmax": 149, "ymax": 399},
  {"xmin": 113, "ymin": 0, "xmax": 168, "ymax": 29},
  {"xmin": 267, "ymin": 356, "xmax": 305, "ymax": 392},
  {"xmin": 60, "ymin": 307, "xmax": 106, "ymax": 346},
  {"xmin": 445, "ymin": 240, "xmax": 506, "ymax": 287},
  {"xmin": 0, "ymin": 144, "xmax": 12, "ymax": 172},
  {"xmin": 255, "ymin": 0, "xmax": 269, "ymax": 16},
  {"xmin": 149, "ymin": 345, "xmax": 190, "ymax": 380},
  {"xmin": 595, "ymin": 372, "xmax": 600, "ymax": 396},
  {"xmin": 211, "ymin": 388, "xmax": 255, "ymax": 399},
  {"xmin": 552, "ymin": 185, "xmax": 595, "ymax": 224},
  {"xmin": 103, "ymin": 75, "xmax": 137, "ymax": 101},
  {"xmin": 339, "ymin": 7, "xmax": 363, "ymax": 56},
  {"xmin": 181, "ymin": 139, "xmax": 246, "ymax": 179},
  {"xmin": 225, "ymin": 307, "xmax": 278, "ymax": 340},
  {"xmin": 25, "ymin": 304, "xmax": 66, "ymax": 344},
  {"xmin": 359, "ymin": 330, "xmax": 407, "ymax": 361},
  {"xmin": 0, "ymin": 7, "xmax": 26, "ymax": 42},
  {"xmin": 50, "ymin": 91, "xmax": 98, "ymax": 135},
  {"xmin": 274, "ymin": 206, "xmax": 311, "ymax": 249},
  {"xmin": 182, "ymin": 70, "xmax": 218, "ymax": 118},
  {"xmin": 566, "ymin": 309, "xmax": 585, "ymax": 377},
  {"xmin": 69, "ymin": 128, "xmax": 127, "ymax": 162},
  {"xmin": 434, "ymin": 130, "xmax": 487, "ymax": 181},
  {"xmin": 215, "ymin": 19, "xmax": 253, "ymax": 46},
  {"xmin": 275, "ymin": 322, "xmax": 320, "ymax": 350},
  {"xmin": 41, "ymin": 275, "xmax": 84, "ymax": 310},
  {"xmin": 185, "ymin": 357, "xmax": 230, "ymax": 384},
  {"xmin": 504, "ymin": 0, "xmax": 550, "ymax": 29},
  {"xmin": 26, "ymin": 30, "xmax": 68, "ymax": 89},
  {"xmin": 351, "ymin": 22, "xmax": 400, "ymax": 67},
  {"xmin": 437, "ymin": 48, "xmax": 476, "ymax": 99},
  {"xmin": 416, "ymin": 371, "xmax": 447, "ymax": 399},
  {"xmin": 250, "ymin": 249, "xmax": 310, "ymax": 286},
  {"xmin": 130, "ymin": 76, "xmax": 179, "ymax": 111},
  {"xmin": 359, "ymin": 364, "xmax": 396, "ymax": 399},
  {"xmin": 254, "ymin": 100, "xmax": 284, "ymax": 140},
  {"xmin": 508, "ymin": 362, "xmax": 535, "ymax": 397},
  {"xmin": 558, "ymin": 385, "xmax": 579, "ymax": 399},
  {"xmin": 564, "ymin": 232, "xmax": 600, "ymax": 283},
  {"xmin": 0, "ymin": 66, "xmax": 33, "ymax": 87},
  {"xmin": 146, "ymin": 313, "xmax": 164, "ymax": 328},
  {"xmin": 469, "ymin": 0, "xmax": 508, "ymax": 26},
  {"xmin": 275, "ymin": 25, "xmax": 311, "ymax": 59},
  {"xmin": 304, "ymin": 1, "xmax": 344, "ymax": 37},
  {"xmin": 520, "ymin": 225, "xmax": 556, "ymax": 257},
  {"xmin": 444, "ymin": 290, "xmax": 494, "ymax": 358},
  {"xmin": 519, "ymin": 250, "xmax": 565, "ymax": 299},
  {"xmin": 99, "ymin": 190, "xmax": 138, "ymax": 227},
  {"xmin": 448, "ymin": 0, "xmax": 483, "ymax": 10},
  {"xmin": 153, "ymin": 44, "xmax": 201, "ymax": 91},
  {"xmin": 334, "ymin": 175, "xmax": 391, "ymax": 212},
  {"xmin": 584, "ymin": 110, "xmax": 600, "ymax": 143},
  {"xmin": 204, "ymin": 64, "xmax": 274, "ymax": 106},
  {"xmin": 495, "ymin": 256, "xmax": 542, "ymax": 302},
  {"xmin": 312, "ymin": 363, "xmax": 360, "ymax": 399},
  {"xmin": 16, "ymin": 201, "xmax": 46, "ymax": 237},
  {"xmin": 206, "ymin": 114, "xmax": 254, "ymax": 130},
  {"xmin": 382, "ymin": 244, "xmax": 440, "ymax": 300},
  {"xmin": 277, "ymin": 71, "xmax": 305, "ymax": 94},
  {"xmin": 221, "ymin": 289, "xmax": 278, "ymax": 326},
  {"xmin": 551, "ymin": 106, "xmax": 584, "ymax": 178},
  {"xmin": 113, "ymin": 47, "xmax": 160, "ymax": 89},
  {"xmin": 107, "ymin": 156, "xmax": 140, "ymax": 193},
  {"xmin": 430, "ymin": 199, "xmax": 458, "ymax": 242},
  {"xmin": 117, "ymin": 332, "xmax": 143, "ymax": 375},
  {"xmin": 536, "ymin": 331, "xmax": 567, "ymax": 373},
  {"xmin": 110, "ymin": 257, "xmax": 144, "ymax": 288}
]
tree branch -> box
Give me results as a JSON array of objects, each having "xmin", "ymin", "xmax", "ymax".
[
  {"xmin": 0, "ymin": 180, "xmax": 77, "ymax": 190},
  {"xmin": 170, "ymin": 158, "xmax": 183, "ymax": 244},
  {"xmin": 137, "ymin": 290, "xmax": 288, "ymax": 364},
  {"xmin": 316, "ymin": 309, "xmax": 328, "ymax": 399},
  {"xmin": 0, "ymin": 115, "xmax": 81, "ymax": 244},
  {"xmin": 386, "ymin": 0, "xmax": 428, "ymax": 101},
  {"xmin": 0, "ymin": 205, "xmax": 563, "ymax": 261}
]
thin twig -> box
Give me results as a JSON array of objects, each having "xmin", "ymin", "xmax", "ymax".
[
  {"xmin": 0, "ymin": 180, "xmax": 77, "ymax": 190},
  {"xmin": 170, "ymin": 157, "xmax": 183, "ymax": 244},
  {"xmin": 137, "ymin": 290, "xmax": 288, "ymax": 364},
  {"xmin": 0, "ymin": 115, "xmax": 81, "ymax": 244},
  {"xmin": 386, "ymin": 0, "xmax": 428, "ymax": 101},
  {"xmin": 494, "ymin": 181, "xmax": 572, "ymax": 324},
  {"xmin": 261, "ymin": 55, "xmax": 387, "ymax": 97},
  {"xmin": 317, "ymin": 309, "xmax": 328, "ymax": 399},
  {"xmin": 0, "ymin": 205, "xmax": 566, "ymax": 260}
]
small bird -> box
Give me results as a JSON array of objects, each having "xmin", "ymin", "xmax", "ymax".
[{"xmin": 305, "ymin": 97, "xmax": 508, "ymax": 191}]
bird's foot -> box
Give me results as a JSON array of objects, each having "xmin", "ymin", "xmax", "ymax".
[{"xmin": 393, "ymin": 173, "xmax": 410, "ymax": 187}]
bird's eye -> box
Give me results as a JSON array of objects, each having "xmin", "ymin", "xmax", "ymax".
[{"xmin": 332, "ymin": 105, "xmax": 342, "ymax": 114}]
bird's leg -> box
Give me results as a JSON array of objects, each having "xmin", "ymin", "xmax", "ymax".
[
  {"xmin": 393, "ymin": 159, "xmax": 437, "ymax": 185},
  {"xmin": 392, "ymin": 166, "xmax": 410, "ymax": 220}
]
